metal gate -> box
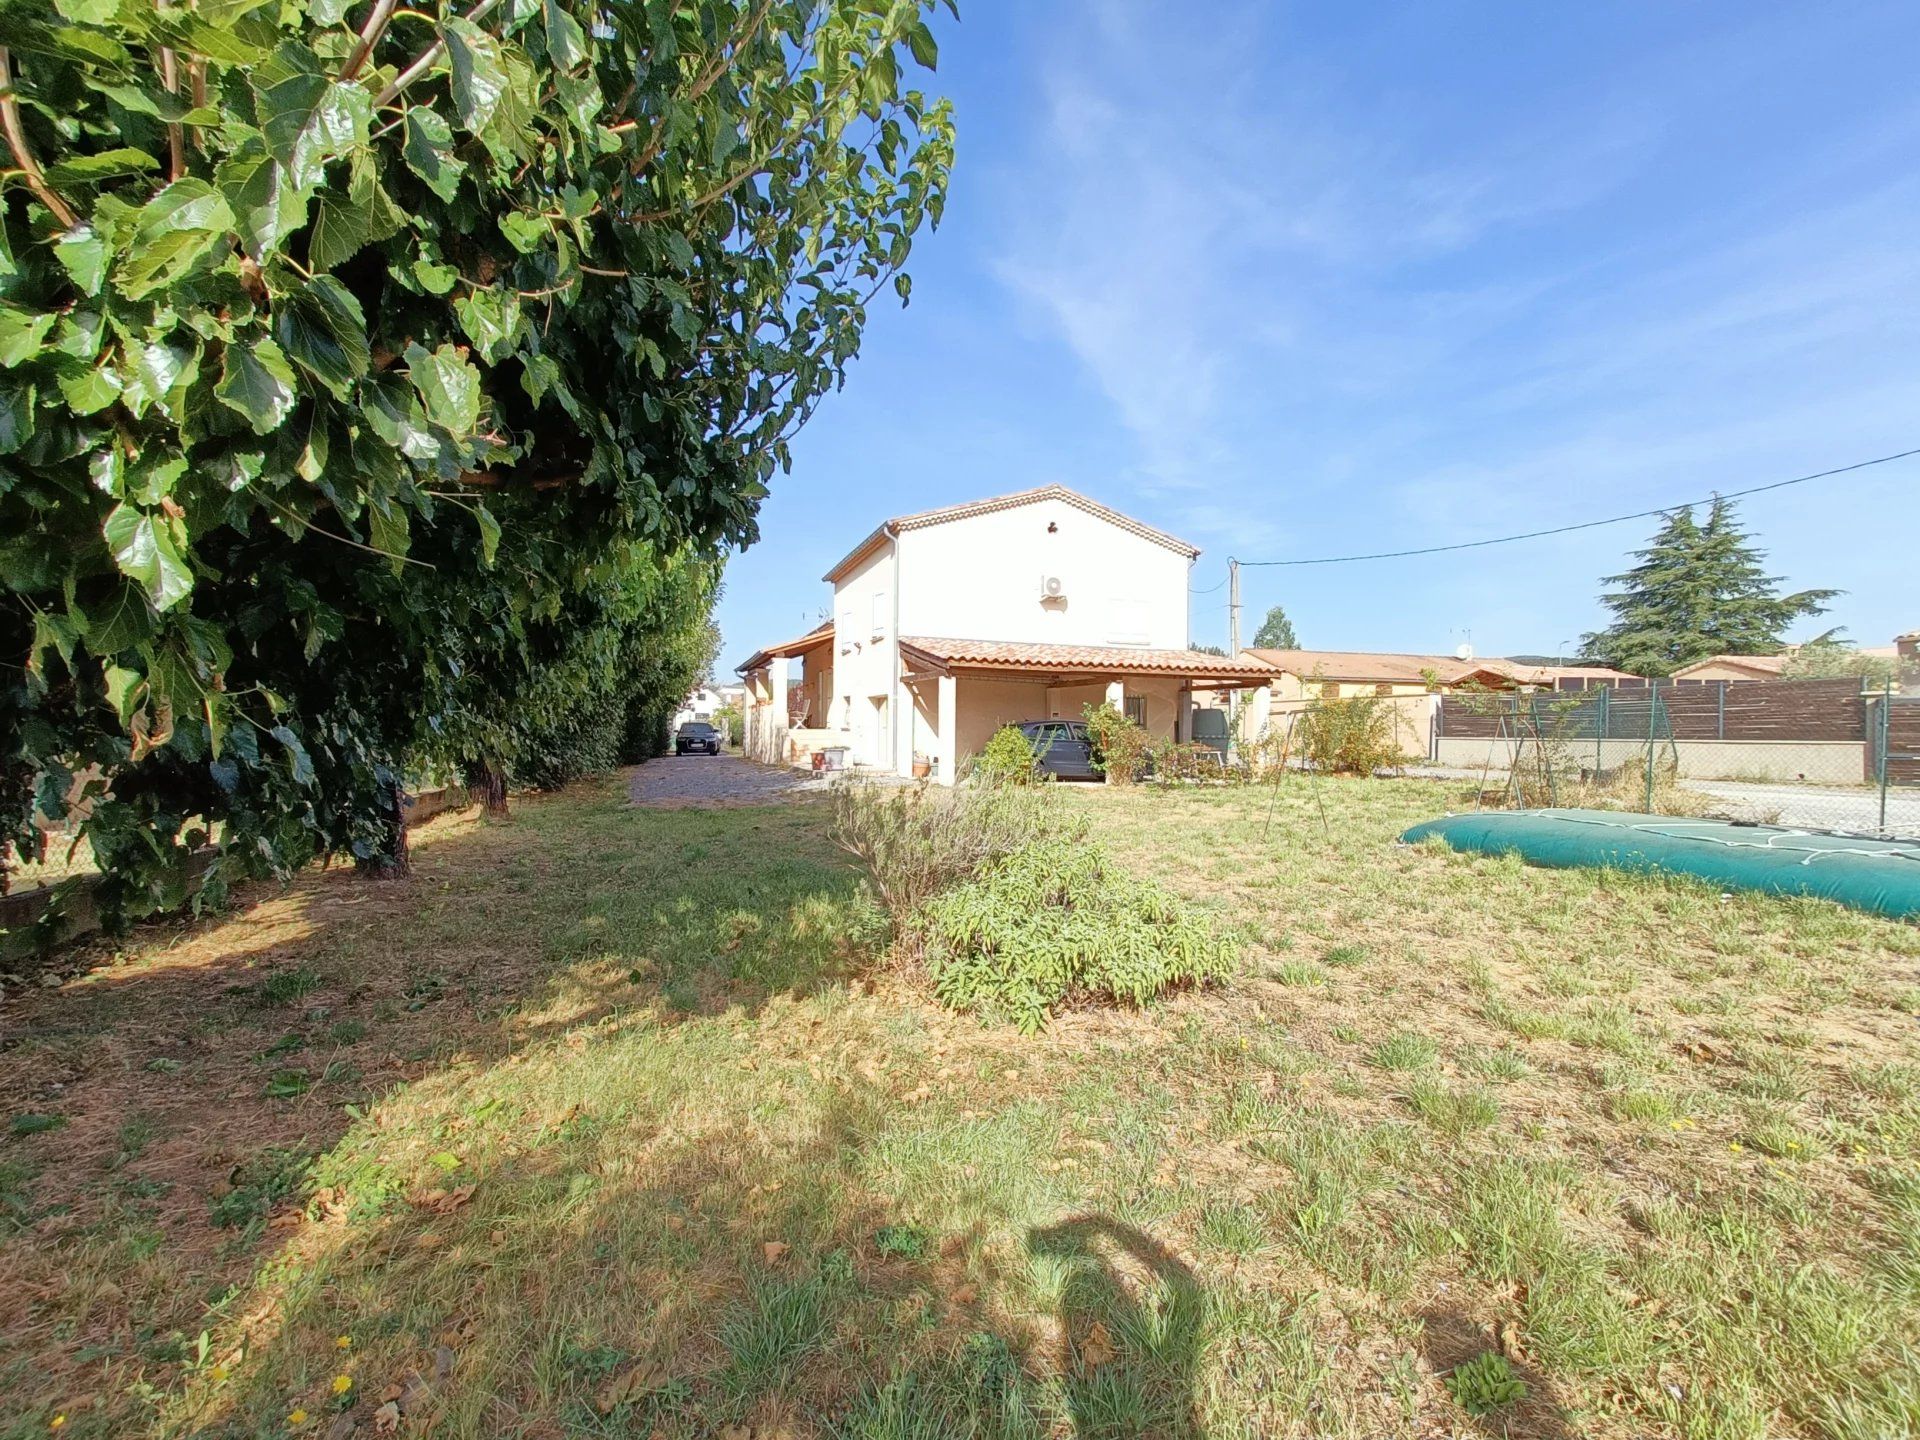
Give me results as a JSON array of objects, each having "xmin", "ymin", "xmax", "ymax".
[{"xmin": 1873, "ymin": 690, "xmax": 1920, "ymax": 838}]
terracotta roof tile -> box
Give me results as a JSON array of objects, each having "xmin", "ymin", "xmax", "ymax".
[
  {"xmin": 899, "ymin": 636, "xmax": 1274, "ymax": 680},
  {"xmin": 735, "ymin": 620, "xmax": 834, "ymax": 674}
]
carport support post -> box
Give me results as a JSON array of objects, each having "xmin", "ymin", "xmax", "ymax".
[
  {"xmin": 1106, "ymin": 678, "xmax": 1125, "ymax": 715},
  {"xmin": 768, "ymin": 662, "xmax": 788, "ymax": 765},
  {"xmin": 936, "ymin": 673, "xmax": 958, "ymax": 786}
]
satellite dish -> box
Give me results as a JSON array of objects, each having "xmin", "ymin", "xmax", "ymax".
[{"xmin": 1454, "ymin": 643, "xmax": 1474, "ymax": 661}]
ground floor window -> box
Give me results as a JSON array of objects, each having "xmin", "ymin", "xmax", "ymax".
[{"xmin": 1124, "ymin": 695, "xmax": 1147, "ymax": 727}]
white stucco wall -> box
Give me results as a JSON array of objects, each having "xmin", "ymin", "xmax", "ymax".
[
  {"xmin": 892, "ymin": 496, "xmax": 1190, "ymax": 649},
  {"xmin": 828, "ymin": 541, "xmax": 901, "ymax": 767},
  {"xmin": 818, "ymin": 494, "xmax": 1200, "ymax": 778}
]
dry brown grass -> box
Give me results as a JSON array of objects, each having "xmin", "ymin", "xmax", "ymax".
[{"xmin": 0, "ymin": 772, "xmax": 1915, "ymax": 1439}]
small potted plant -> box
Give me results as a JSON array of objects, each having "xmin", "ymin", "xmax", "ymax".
[{"xmin": 911, "ymin": 751, "xmax": 932, "ymax": 779}]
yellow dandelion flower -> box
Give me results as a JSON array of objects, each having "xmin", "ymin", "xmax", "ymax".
[
  {"xmin": 210, "ymin": 1363, "xmax": 229, "ymax": 1382},
  {"xmin": 331, "ymin": 1374, "xmax": 353, "ymax": 1395},
  {"xmin": 50, "ymin": 1419, "xmax": 66, "ymax": 1432},
  {"xmin": 288, "ymin": 1410, "xmax": 308, "ymax": 1426},
  {"xmin": 335, "ymin": 1335, "xmax": 352, "ymax": 1350},
  {"xmin": 1728, "ymin": 1142, "xmax": 1744, "ymax": 1153}
]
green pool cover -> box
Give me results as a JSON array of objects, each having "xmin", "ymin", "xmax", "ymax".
[{"xmin": 1400, "ymin": 809, "xmax": 1920, "ymax": 920}]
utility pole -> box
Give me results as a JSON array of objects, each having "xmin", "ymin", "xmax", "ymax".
[{"xmin": 1228, "ymin": 559, "xmax": 1241, "ymax": 656}]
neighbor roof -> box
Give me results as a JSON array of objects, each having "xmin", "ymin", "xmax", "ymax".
[
  {"xmin": 899, "ymin": 636, "xmax": 1274, "ymax": 681},
  {"xmin": 1244, "ymin": 648, "xmax": 1520, "ymax": 685},
  {"xmin": 822, "ymin": 484, "xmax": 1200, "ymax": 583},
  {"xmin": 1670, "ymin": 653, "xmax": 1790, "ymax": 678},
  {"xmin": 735, "ymin": 620, "xmax": 834, "ymax": 675}
]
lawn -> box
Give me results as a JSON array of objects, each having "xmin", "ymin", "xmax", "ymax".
[{"xmin": 2, "ymin": 772, "xmax": 1918, "ymax": 1439}]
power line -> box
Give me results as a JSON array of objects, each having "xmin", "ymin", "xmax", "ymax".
[
  {"xmin": 1230, "ymin": 446, "xmax": 1920, "ymax": 569},
  {"xmin": 1188, "ymin": 576, "xmax": 1228, "ymax": 594}
]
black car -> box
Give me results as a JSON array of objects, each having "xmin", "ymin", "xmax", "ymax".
[
  {"xmin": 675, "ymin": 721, "xmax": 721, "ymax": 756},
  {"xmin": 1012, "ymin": 720, "xmax": 1102, "ymax": 781}
]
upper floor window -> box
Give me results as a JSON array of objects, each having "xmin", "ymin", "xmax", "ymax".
[
  {"xmin": 1322, "ymin": 682, "xmax": 1343, "ymax": 699},
  {"xmin": 871, "ymin": 591, "xmax": 888, "ymax": 638}
]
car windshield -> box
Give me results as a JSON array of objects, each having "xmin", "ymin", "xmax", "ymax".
[{"xmin": 680, "ymin": 723, "xmax": 715, "ymax": 736}]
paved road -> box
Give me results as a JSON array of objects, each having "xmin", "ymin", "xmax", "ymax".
[
  {"xmin": 627, "ymin": 753, "xmax": 828, "ymax": 808},
  {"xmin": 1681, "ymin": 779, "xmax": 1919, "ymax": 836}
]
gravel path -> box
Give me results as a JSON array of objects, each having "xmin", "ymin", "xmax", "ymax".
[{"xmin": 626, "ymin": 753, "xmax": 828, "ymax": 808}]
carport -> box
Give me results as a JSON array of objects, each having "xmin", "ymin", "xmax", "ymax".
[{"xmin": 894, "ymin": 637, "xmax": 1275, "ymax": 784}]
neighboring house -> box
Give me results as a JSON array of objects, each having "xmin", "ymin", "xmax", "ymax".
[
  {"xmin": 1670, "ymin": 654, "xmax": 1791, "ymax": 682},
  {"xmin": 1240, "ymin": 648, "xmax": 1533, "ymax": 756},
  {"xmin": 674, "ymin": 686, "xmax": 729, "ymax": 733},
  {"xmin": 737, "ymin": 485, "xmax": 1273, "ymax": 782},
  {"xmin": 1238, "ymin": 649, "xmax": 1642, "ymax": 756}
]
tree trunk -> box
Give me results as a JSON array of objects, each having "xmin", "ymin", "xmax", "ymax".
[
  {"xmin": 470, "ymin": 760, "xmax": 508, "ymax": 820},
  {"xmin": 356, "ymin": 778, "xmax": 411, "ymax": 879}
]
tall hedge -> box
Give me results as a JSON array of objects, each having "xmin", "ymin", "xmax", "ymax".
[{"xmin": 0, "ymin": 0, "xmax": 954, "ymax": 932}]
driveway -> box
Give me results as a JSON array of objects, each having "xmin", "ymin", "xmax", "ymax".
[
  {"xmin": 1682, "ymin": 779, "xmax": 1919, "ymax": 836},
  {"xmin": 627, "ymin": 753, "xmax": 827, "ymax": 808}
]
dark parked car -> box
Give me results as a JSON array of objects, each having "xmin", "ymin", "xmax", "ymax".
[
  {"xmin": 675, "ymin": 721, "xmax": 721, "ymax": 756},
  {"xmin": 1012, "ymin": 720, "xmax": 1102, "ymax": 781}
]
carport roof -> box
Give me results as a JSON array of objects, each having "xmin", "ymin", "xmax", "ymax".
[
  {"xmin": 898, "ymin": 636, "xmax": 1275, "ymax": 682},
  {"xmin": 736, "ymin": 620, "xmax": 834, "ymax": 674}
]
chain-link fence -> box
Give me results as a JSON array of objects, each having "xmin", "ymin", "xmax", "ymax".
[{"xmin": 1433, "ymin": 678, "xmax": 1916, "ymax": 839}]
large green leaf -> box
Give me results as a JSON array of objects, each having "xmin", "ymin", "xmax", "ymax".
[
  {"xmin": 216, "ymin": 143, "xmax": 311, "ymax": 261},
  {"xmin": 121, "ymin": 339, "xmax": 199, "ymax": 420},
  {"xmin": 455, "ymin": 287, "xmax": 522, "ymax": 364},
  {"xmin": 0, "ymin": 306, "xmax": 55, "ymax": 367},
  {"xmin": 43, "ymin": 148, "xmax": 160, "ymax": 188},
  {"xmin": 75, "ymin": 580, "xmax": 158, "ymax": 655},
  {"xmin": 401, "ymin": 108, "xmax": 466, "ymax": 204},
  {"xmin": 103, "ymin": 503, "xmax": 194, "ymax": 611},
  {"xmin": 214, "ymin": 335, "xmax": 297, "ymax": 433},
  {"xmin": 58, "ymin": 361, "xmax": 122, "ymax": 414},
  {"xmin": 275, "ymin": 274, "xmax": 370, "ymax": 399},
  {"xmin": 363, "ymin": 376, "xmax": 440, "ymax": 460},
  {"xmin": 251, "ymin": 43, "xmax": 370, "ymax": 191},
  {"xmin": 116, "ymin": 178, "xmax": 236, "ymax": 299},
  {"xmin": 543, "ymin": 0, "xmax": 587, "ymax": 70},
  {"xmin": 309, "ymin": 155, "xmax": 405, "ymax": 271},
  {"xmin": 407, "ymin": 342, "xmax": 481, "ymax": 437},
  {"xmin": 444, "ymin": 18, "xmax": 508, "ymax": 134},
  {"xmin": 53, "ymin": 227, "xmax": 109, "ymax": 296},
  {"xmin": 0, "ymin": 383, "xmax": 35, "ymax": 455}
]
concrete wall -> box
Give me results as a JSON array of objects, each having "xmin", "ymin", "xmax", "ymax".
[
  {"xmin": 894, "ymin": 495, "xmax": 1191, "ymax": 650},
  {"xmin": 1432, "ymin": 736, "xmax": 1870, "ymax": 782},
  {"xmin": 954, "ymin": 677, "xmax": 1053, "ymax": 758}
]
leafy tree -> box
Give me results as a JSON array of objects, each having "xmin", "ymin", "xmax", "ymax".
[
  {"xmin": 1251, "ymin": 605, "xmax": 1298, "ymax": 650},
  {"xmin": 1581, "ymin": 499, "xmax": 1838, "ymax": 677},
  {"xmin": 0, "ymin": 0, "xmax": 955, "ymax": 930},
  {"xmin": 1780, "ymin": 637, "xmax": 1896, "ymax": 685},
  {"xmin": 1188, "ymin": 643, "xmax": 1226, "ymax": 657}
]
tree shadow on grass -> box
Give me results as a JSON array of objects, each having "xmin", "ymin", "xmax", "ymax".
[
  {"xmin": 0, "ymin": 779, "xmax": 883, "ymax": 1435},
  {"xmin": 1417, "ymin": 1304, "xmax": 1580, "ymax": 1440}
]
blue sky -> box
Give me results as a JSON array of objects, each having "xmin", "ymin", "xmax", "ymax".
[{"xmin": 714, "ymin": 0, "xmax": 1920, "ymax": 670}]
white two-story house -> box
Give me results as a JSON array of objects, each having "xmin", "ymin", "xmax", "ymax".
[{"xmin": 737, "ymin": 485, "xmax": 1273, "ymax": 782}]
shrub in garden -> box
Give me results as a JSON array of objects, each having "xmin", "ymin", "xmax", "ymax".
[
  {"xmin": 827, "ymin": 779, "xmax": 1049, "ymax": 926},
  {"xmin": 970, "ymin": 724, "xmax": 1044, "ymax": 786},
  {"xmin": 918, "ymin": 834, "xmax": 1239, "ymax": 1031},
  {"xmin": 1296, "ymin": 694, "xmax": 1409, "ymax": 775},
  {"xmin": 1082, "ymin": 702, "xmax": 1151, "ymax": 784}
]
